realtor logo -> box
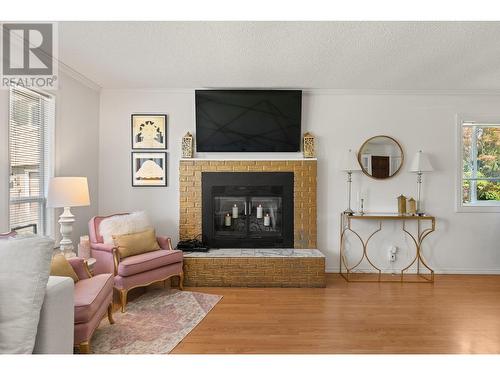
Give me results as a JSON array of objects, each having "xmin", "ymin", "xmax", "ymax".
[{"xmin": 1, "ymin": 22, "xmax": 58, "ymax": 89}]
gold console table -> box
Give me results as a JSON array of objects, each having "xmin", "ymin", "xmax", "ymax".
[{"xmin": 339, "ymin": 213, "xmax": 435, "ymax": 283}]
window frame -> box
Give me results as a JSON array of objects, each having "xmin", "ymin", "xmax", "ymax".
[
  {"xmin": 456, "ymin": 114, "xmax": 500, "ymax": 213},
  {"xmin": 8, "ymin": 86, "xmax": 55, "ymax": 235}
]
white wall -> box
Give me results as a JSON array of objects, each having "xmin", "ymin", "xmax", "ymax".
[
  {"xmin": 99, "ymin": 90, "xmax": 500, "ymax": 273},
  {"xmin": 99, "ymin": 90, "xmax": 192, "ymax": 238},
  {"xmin": 53, "ymin": 71, "xmax": 100, "ymax": 243},
  {"xmin": 0, "ymin": 71, "xmax": 100, "ymax": 245}
]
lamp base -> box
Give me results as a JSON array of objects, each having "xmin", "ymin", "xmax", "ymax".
[
  {"xmin": 58, "ymin": 207, "xmax": 75, "ymax": 257},
  {"xmin": 343, "ymin": 208, "xmax": 355, "ymax": 216}
]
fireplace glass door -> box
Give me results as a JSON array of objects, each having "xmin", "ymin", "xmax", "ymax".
[{"xmin": 202, "ymin": 172, "xmax": 294, "ymax": 248}]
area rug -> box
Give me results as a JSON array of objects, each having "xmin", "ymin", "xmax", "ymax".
[{"xmin": 91, "ymin": 289, "xmax": 222, "ymax": 354}]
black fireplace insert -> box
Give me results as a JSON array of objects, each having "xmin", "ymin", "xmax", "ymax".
[{"xmin": 202, "ymin": 172, "xmax": 294, "ymax": 248}]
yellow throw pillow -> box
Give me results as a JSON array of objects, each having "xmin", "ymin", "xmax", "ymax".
[
  {"xmin": 50, "ymin": 253, "xmax": 79, "ymax": 283},
  {"xmin": 113, "ymin": 228, "xmax": 160, "ymax": 259}
]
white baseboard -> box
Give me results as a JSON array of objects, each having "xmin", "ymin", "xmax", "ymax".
[{"xmin": 325, "ymin": 267, "xmax": 500, "ymax": 275}]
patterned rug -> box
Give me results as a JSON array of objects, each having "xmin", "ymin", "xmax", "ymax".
[{"xmin": 91, "ymin": 289, "xmax": 222, "ymax": 354}]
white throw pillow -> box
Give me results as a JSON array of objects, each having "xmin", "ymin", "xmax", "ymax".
[
  {"xmin": 99, "ymin": 211, "xmax": 152, "ymax": 244},
  {"xmin": 0, "ymin": 236, "xmax": 54, "ymax": 354}
]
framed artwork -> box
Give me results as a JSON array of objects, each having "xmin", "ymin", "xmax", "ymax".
[
  {"xmin": 131, "ymin": 152, "xmax": 167, "ymax": 187},
  {"xmin": 131, "ymin": 114, "xmax": 167, "ymax": 149}
]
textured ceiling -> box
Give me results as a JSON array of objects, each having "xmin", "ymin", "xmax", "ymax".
[{"xmin": 59, "ymin": 21, "xmax": 500, "ymax": 90}]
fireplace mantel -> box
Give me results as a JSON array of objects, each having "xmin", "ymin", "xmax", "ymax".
[{"xmin": 181, "ymin": 158, "xmax": 317, "ymax": 161}]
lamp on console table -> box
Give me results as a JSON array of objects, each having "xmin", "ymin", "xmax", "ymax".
[
  {"xmin": 409, "ymin": 151, "xmax": 434, "ymax": 215},
  {"xmin": 47, "ymin": 177, "xmax": 90, "ymax": 257},
  {"xmin": 341, "ymin": 149, "xmax": 362, "ymax": 215}
]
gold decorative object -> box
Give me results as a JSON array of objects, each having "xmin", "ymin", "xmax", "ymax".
[
  {"xmin": 303, "ymin": 132, "xmax": 315, "ymax": 158},
  {"xmin": 182, "ymin": 132, "xmax": 193, "ymax": 158},
  {"xmin": 408, "ymin": 198, "xmax": 417, "ymax": 215},
  {"xmin": 339, "ymin": 213, "xmax": 435, "ymax": 283},
  {"xmin": 397, "ymin": 194, "xmax": 407, "ymax": 215}
]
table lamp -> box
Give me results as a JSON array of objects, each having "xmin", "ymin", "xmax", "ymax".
[
  {"xmin": 409, "ymin": 151, "xmax": 433, "ymax": 215},
  {"xmin": 341, "ymin": 149, "xmax": 362, "ymax": 215},
  {"xmin": 47, "ymin": 177, "xmax": 90, "ymax": 255}
]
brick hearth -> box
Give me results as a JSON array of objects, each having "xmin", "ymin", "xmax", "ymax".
[{"xmin": 183, "ymin": 249, "xmax": 326, "ymax": 287}]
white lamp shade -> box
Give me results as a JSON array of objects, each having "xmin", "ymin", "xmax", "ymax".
[
  {"xmin": 47, "ymin": 177, "xmax": 90, "ymax": 208},
  {"xmin": 409, "ymin": 151, "xmax": 434, "ymax": 173},
  {"xmin": 341, "ymin": 149, "xmax": 362, "ymax": 172}
]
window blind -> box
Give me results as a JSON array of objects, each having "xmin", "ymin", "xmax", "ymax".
[{"xmin": 9, "ymin": 86, "xmax": 54, "ymax": 235}]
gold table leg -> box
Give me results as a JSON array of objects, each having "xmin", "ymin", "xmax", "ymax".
[
  {"xmin": 340, "ymin": 214, "xmax": 383, "ymax": 282},
  {"xmin": 340, "ymin": 214, "xmax": 435, "ymax": 283},
  {"xmin": 401, "ymin": 218, "xmax": 435, "ymax": 283}
]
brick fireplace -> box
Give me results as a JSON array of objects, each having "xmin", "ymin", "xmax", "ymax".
[{"xmin": 179, "ymin": 159, "xmax": 317, "ymax": 248}]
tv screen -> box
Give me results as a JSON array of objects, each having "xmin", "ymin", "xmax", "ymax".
[{"xmin": 195, "ymin": 90, "xmax": 302, "ymax": 152}]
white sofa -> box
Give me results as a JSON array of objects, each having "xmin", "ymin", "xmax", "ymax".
[{"xmin": 33, "ymin": 276, "xmax": 74, "ymax": 354}]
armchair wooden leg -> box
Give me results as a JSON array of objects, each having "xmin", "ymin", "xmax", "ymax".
[
  {"xmin": 119, "ymin": 289, "xmax": 128, "ymax": 313},
  {"xmin": 179, "ymin": 272, "xmax": 184, "ymax": 290},
  {"xmin": 79, "ymin": 341, "xmax": 91, "ymax": 354},
  {"xmin": 107, "ymin": 303, "xmax": 115, "ymax": 324}
]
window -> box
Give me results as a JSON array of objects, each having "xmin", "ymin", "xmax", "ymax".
[
  {"xmin": 457, "ymin": 119, "xmax": 500, "ymax": 212},
  {"xmin": 9, "ymin": 86, "xmax": 54, "ymax": 234}
]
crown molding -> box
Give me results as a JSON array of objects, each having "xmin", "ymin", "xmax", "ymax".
[
  {"xmin": 302, "ymin": 88, "xmax": 500, "ymax": 96},
  {"xmin": 100, "ymin": 87, "xmax": 500, "ymax": 96},
  {"xmin": 58, "ymin": 62, "xmax": 102, "ymax": 92}
]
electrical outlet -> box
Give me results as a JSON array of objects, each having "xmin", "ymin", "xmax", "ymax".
[{"xmin": 388, "ymin": 246, "xmax": 398, "ymax": 262}]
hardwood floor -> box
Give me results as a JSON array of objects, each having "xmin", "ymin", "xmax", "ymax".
[{"xmin": 168, "ymin": 274, "xmax": 500, "ymax": 354}]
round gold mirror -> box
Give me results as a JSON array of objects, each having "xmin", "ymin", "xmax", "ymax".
[{"xmin": 358, "ymin": 136, "xmax": 404, "ymax": 179}]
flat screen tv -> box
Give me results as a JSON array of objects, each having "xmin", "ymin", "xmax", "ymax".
[{"xmin": 195, "ymin": 90, "xmax": 302, "ymax": 152}]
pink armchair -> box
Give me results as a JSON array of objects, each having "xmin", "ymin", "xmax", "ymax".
[
  {"xmin": 67, "ymin": 257, "xmax": 114, "ymax": 354},
  {"xmin": 88, "ymin": 214, "xmax": 184, "ymax": 312}
]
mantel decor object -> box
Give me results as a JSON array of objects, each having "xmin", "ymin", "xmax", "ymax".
[
  {"xmin": 341, "ymin": 149, "xmax": 362, "ymax": 215},
  {"xmin": 182, "ymin": 132, "xmax": 194, "ymax": 158},
  {"xmin": 397, "ymin": 194, "xmax": 407, "ymax": 215},
  {"xmin": 408, "ymin": 198, "xmax": 417, "ymax": 215},
  {"xmin": 47, "ymin": 177, "xmax": 90, "ymax": 257},
  {"xmin": 303, "ymin": 132, "xmax": 315, "ymax": 158},
  {"xmin": 409, "ymin": 150, "xmax": 434, "ymax": 215}
]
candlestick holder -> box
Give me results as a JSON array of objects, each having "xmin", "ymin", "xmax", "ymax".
[{"xmin": 341, "ymin": 149, "xmax": 362, "ymax": 216}]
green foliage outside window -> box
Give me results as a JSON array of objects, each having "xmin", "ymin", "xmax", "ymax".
[{"xmin": 462, "ymin": 126, "xmax": 500, "ymax": 203}]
